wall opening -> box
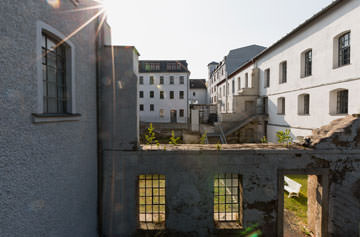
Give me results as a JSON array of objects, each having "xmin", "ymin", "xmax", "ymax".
[
  {"xmin": 138, "ymin": 174, "xmax": 166, "ymax": 230},
  {"xmin": 213, "ymin": 174, "xmax": 243, "ymax": 229},
  {"xmin": 278, "ymin": 170, "xmax": 328, "ymax": 237}
]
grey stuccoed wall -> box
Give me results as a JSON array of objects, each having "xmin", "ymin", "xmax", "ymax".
[{"xmin": 0, "ymin": 1, "xmax": 100, "ymax": 236}]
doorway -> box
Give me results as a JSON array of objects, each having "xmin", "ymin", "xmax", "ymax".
[
  {"xmin": 170, "ymin": 110, "xmax": 177, "ymax": 123},
  {"xmin": 278, "ymin": 169, "xmax": 329, "ymax": 237}
]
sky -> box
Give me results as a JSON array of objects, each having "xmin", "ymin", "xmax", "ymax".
[{"xmin": 104, "ymin": 0, "xmax": 333, "ymax": 79}]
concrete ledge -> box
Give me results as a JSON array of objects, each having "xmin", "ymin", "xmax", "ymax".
[{"xmin": 32, "ymin": 113, "xmax": 81, "ymax": 124}]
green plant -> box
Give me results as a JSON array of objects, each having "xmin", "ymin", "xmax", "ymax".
[
  {"xmin": 200, "ymin": 131, "xmax": 207, "ymax": 144},
  {"xmin": 144, "ymin": 123, "xmax": 159, "ymax": 148},
  {"xmin": 276, "ymin": 129, "xmax": 293, "ymax": 146},
  {"xmin": 169, "ymin": 130, "xmax": 180, "ymax": 145},
  {"xmin": 216, "ymin": 142, "xmax": 222, "ymax": 151},
  {"xmin": 260, "ymin": 136, "xmax": 268, "ymax": 144}
]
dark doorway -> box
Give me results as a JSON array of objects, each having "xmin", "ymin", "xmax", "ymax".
[{"xmin": 170, "ymin": 110, "xmax": 177, "ymax": 123}]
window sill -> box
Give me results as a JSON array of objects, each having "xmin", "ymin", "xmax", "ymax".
[
  {"xmin": 277, "ymin": 113, "xmax": 285, "ymax": 115},
  {"xmin": 215, "ymin": 221, "xmax": 242, "ymax": 230},
  {"xmin": 329, "ymin": 113, "xmax": 348, "ymax": 116},
  {"xmin": 301, "ymin": 75, "xmax": 312, "ymax": 79},
  {"xmin": 32, "ymin": 113, "xmax": 81, "ymax": 123},
  {"xmin": 333, "ymin": 63, "xmax": 351, "ymax": 70},
  {"xmin": 298, "ymin": 114, "xmax": 310, "ymax": 116}
]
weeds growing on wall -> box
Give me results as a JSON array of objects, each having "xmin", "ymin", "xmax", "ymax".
[
  {"xmin": 169, "ymin": 130, "xmax": 180, "ymax": 145},
  {"xmin": 145, "ymin": 123, "xmax": 159, "ymax": 148},
  {"xmin": 276, "ymin": 129, "xmax": 293, "ymax": 146}
]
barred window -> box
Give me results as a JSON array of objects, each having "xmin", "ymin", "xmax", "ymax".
[
  {"xmin": 264, "ymin": 69, "xmax": 270, "ymax": 88},
  {"xmin": 180, "ymin": 76, "xmax": 184, "ymax": 84},
  {"xmin": 214, "ymin": 174, "xmax": 242, "ymax": 229},
  {"xmin": 160, "ymin": 76, "xmax": 164, "ymax": 85},
  {"xmin": 304, "ymin": 50, "xmax": 312, "ymax": 77},
  {"xmin": 138, "ymin": 175, "xmax": 166, "ymax": 230},
  {"xmin": 279, "ymin": 61, "xmax": 287, "ymax": 84},
  {"xmin": 42, "ymin": 33, "xmax": 68, "ymax": 113},
  {"xmin": 338, "ymin": 32, "xmax": 350, "ymax": 67},
  {"xmin": 336, "ymin": 90, "xmax": 348, "ymax": 114}
]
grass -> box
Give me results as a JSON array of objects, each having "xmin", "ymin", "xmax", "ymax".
[{"xmin": 284, "ymin": 175, "xmax": 308, "ymax": 224}]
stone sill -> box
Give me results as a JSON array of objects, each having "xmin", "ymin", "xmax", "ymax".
[
  {"xmin": 140, "ymin": 144, "xmax": 309, "ymax": 151},
  {"xmin": 32, "ymin": 113, "xmax": 81, "ymax": 124}
]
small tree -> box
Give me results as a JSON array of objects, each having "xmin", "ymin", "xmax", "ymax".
[
  {"xmin": 260, "ymin": 136, "xmax": 268, "ymax": 144},
  {"xmin": 169, "ymin": 130, "xmax": 181, "ymax": 145},
  {"xmin": 276, "ymin": 129, "xmax": 293, "ymax": 146},
  {"xmin": 216, "ymin": 142, "xmax": 222, "ymax": 151},
  {"xmin": 145, "ymin": 123, "xmax": 159, "ymax": 148},
  {"xmin": 200, "ymin": 131, "xmax": 207, "ymax": 144}
]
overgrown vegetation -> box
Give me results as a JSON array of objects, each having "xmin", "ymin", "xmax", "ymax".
[
  {"xmin": 276, "ymin": 129, "xmax": 293, "ymax": 146},
  {"xmin": 169, "ymin": 130, "xmax": 181, "ymax": 145},
  {"xmin": 216, "ymin": 142, "xmax": 222, "ymax": 151},
  {"xmin": 144, "ymin": 123, "xmax": 159, "ymax": 148},
  {"xmin": 200, "ymin": 131, "xmax": 207, "ymax": 144},
  {"xmin": 260, "ymin": 136, "xmax": 268, "ymax": 143}
]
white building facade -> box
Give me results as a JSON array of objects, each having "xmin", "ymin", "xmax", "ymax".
[
  {"xmin": 138, "ymin": 60, "xmax": 190, "ymax": 124},
  {"xmin": 223, "ymin": 0, "xmax": 360, "ymax": 142},
  {"xmin": 189, "ymin": 79, "xmax": 207, "ymax": 105}
]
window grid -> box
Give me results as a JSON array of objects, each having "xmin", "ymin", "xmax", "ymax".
[
  {"xmin": 180, "ymin": 76, "xmax": 184, "ymax": 84},
  {"xmin": 303, "ymin": 94, "xmax": 310, "ymax": 115},
  {"xmin": 179, "ymin": 91, "xmax": 184, "ymax": 99},
  {"xmin": 338, "ymin": 33, "xmax": 350, "ymax": 67},
  {"xmin": 337, "ymin": 90, "xmax": 348, "ymax": 114},
  {"xmin": 214, "ymin": 174, "xmax": 241, "ymax": 223},
  {"xmin": 264, "ymin": 69, "xmax": 270, "ymax": 88},
  {"xmin": 304, "ymin": 50, "xmax": 312, "ymax": 77},
  {"xmin": 138, "ymin": 175, "xmax": 166, "ymax": 226},
  {"xmin": 280, "ymin": 62, "xmax": 287, "ymax": 84},
  {"xmin": 42, "ymin": 33, "xmax": 67, "ymax": 114}
]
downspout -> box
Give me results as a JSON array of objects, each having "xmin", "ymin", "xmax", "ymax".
[{"xmin": 95, "ymin": 14, "xmax": 103, "ymax": 237}]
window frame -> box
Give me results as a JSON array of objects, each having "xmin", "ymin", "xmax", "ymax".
[
  {"xmin": 264, "ymin": 69, "xmax": 270, "ymax": 88},
  {"xmin": 277, "ymin": 97, "xmax": 286, "ymax": 115},
  {"xmin": 338, "ymin": 32, "xmax": 351, "ymax": 67},
  {"xmin": 139, "ymin": 91, "xmax": 144, "ymax": 98},
  {"xmin": 34, "ymin": 21, "xmax": 78, "ymax": 123},
  {"xmin": 279, "ymin": 61, "xmax": 287, "ymax": 84}
]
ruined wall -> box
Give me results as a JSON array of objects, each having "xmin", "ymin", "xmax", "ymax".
[
  {"xmin": 226, "ymin": 120, "xmax": 264, "ymax": 144},
  {"xmin": 101, "ymin": 146, "xmax": 360, "ymax": 236}
]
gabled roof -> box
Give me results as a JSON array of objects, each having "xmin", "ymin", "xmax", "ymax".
[
  {"xmin": 225, "ymin": 45, "xmax": 266, "ymax": 75},
  {"xmin": 190, "ymin": 79, "xmax": 207, "ymax": 89}
]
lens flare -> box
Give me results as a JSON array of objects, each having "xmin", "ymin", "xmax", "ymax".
[{"xmin": 46, "ymin": 0, "xmax": 60, "ymax": 8}]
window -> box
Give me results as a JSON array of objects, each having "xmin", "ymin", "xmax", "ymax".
[
  {"xmin": 138, "ymin": 174, "xmax": 166, "ymax": 230},
  {"xmin": 304, "ymin": 50, "xmax": 312, "ymax": 77},
  {"xmin": 150, "ymin": 104, "xmax": 154, "ymax": 111},
  {"xmin": 160, "ymin": 91, "xmax": 164, "ymax": 99},
  {"xmin": 145, "ymin": 63, "xmax": 160, "ymax": 71},
  {"xmin": 180, "ymin": 76, "xmax": 184, "ymax": 84},
  {"xmin": 170, "ymin": 76, "xmax": 174, "ymax": 85},
  {"xmin": 338, "ymin": 32, "xmax": 350, "ymax": 67},
  {"xmin": 170, "ymin": 91, "xmax": 174, "ymax": 99},
  {"xmin": 167, "ymin": 63, "xmax": 178, "ymax": 71},
  {"xmin": 150, "ymin": 76, "xmax": 154, "ymax": 85},
  {"xmin": 193, "ymin": 92, "xmax": 196, "ymax": 97},
  {"xmin": 150, "ymin": 91, "xmax": 154, "ymax": 98},
  {"xmin": 223, "ymin": 85, "xmax": 225, "ymax": 96},
  {"xmin": 160, "ymin": 76, "xmax": 164, "ymax": 85},
  {"xmin": 232, "ymin": 80, "xmax": 235, "ymax": 94},
  {"xmin": 277, "ymin": 97, "xmax": 285, "ymax": 115},
  {"xmin": 139, "ymin": 76, "xmax": 144, "ymax": 85},
  {"xmin": 214, "ymin": 174, "xmax": 242, "ymax": 229},
  {"xmin": 159, "ymin": 109, "xmax": 165, "ymax": 118},
  {"xmin": 245, "ymin": 73, "xmax": 249, "ymax": 88},
  {"xmin": 179, "ymin": 91, "xmax": 184, "ymax": 99},
  {"xmin": 42, "ymin": 33, "xmax": 68, "ymax": 113},
  {"xmin": 238, "ymin": 77, "xmax": 241, "ymax": 90},
  {"xmin": 139, "ymin": 91, "xmax": 144, "ymax": 98},
  {"xmin": 337, "ymin": 90, "xmax": 348, "ymax": 114},
  {"xmin": 264, "ymin": 69, "xmax": 270, "ymax": 88},
  {"xmin": 179, "ymin": 109, "xmax": 184, "ymax": 117},
  {"xmin": 298, "ymin": 94, "xmax": 310, "ymax": 115},
  {"xmin": 139, "ymin": 104, "xmax": 144, "ymax": 111},
  {"xmin": 279, "ymin": 61, "xmax": 287, "ymax": 84}
]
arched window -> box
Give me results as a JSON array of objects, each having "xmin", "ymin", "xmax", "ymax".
[
  {"xmin": 333, "ymin": 31, "xmax": 351, "ymax": 68},
  {"xmin": 329, "ymin": 89, "xmax": 348, "ymax": 115},
  {"xmin": 300, "ymin": 49, "xmax": 312, "ymax": 78},
  {"xmin": 298, "ymin": 94, "xmax": 310, "ymax": 115},
  {"xmin": 277, "ymin": 97, "xmax": 286, "ymax": 115}
]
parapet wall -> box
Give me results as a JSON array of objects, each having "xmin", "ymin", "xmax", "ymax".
[{"xmin": 101, "ymin": 145, "xmax": 360, "ymax": 236}]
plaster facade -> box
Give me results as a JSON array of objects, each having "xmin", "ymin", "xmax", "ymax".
[{"xmin": 0, "ymin": 1, "xmax": 102, "ymax": 236}]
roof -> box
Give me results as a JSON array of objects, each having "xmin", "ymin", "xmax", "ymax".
[
  {"xmin": 225, "ymin": 45, "xmax": 266, "ymax": 75},
  {"xmin": 254, "ymin": 0, "xmax": 347, "ymax": 61},
  {"xmin": 190, "ymin": 79, "xmax": 207, "ymax": 89},
  {"xmin": 228, "ymin": 0, "xmax": 348, "ymax": 78},
  {"xmin": 139, "ymin": 60, "xmax": 190, "ymax": 73},
  {"xmin": 208, "ymin": 61, "xmax": 219, "ymax": 66}
]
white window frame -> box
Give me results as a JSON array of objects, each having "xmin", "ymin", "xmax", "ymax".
[{"xmin": 34, "ymin": 21, "xmax": 77, "ymax": 123}]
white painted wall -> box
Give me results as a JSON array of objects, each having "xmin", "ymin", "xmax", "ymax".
[
  {"xmin": 139, "ymin": 72, "xmax": 189, "ymax": 123},
  {"xmin": 256, "ymin": 0, "xmax": 360, "ymax": 142},
  {"xmin": 189, "ymin": 88, "xmax": 207, "ymax": 105}
]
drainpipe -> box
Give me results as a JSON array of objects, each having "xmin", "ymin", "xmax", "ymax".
[{"xmin": 95, "ymin": 14, "xmax": 103, "ymax": 237}]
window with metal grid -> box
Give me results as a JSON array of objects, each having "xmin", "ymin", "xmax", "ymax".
[
  {"xmin": 280, "ymin": 61, "xmax": 287, "ymax": 84},
  {"xmin": 214, "ymin": 174, "xmax": 242, "ymax": 229},
  {"xmin": 338, "ymin": 32, "xmax": 350, "ymax": 67},
  {"xmin": 138, "ymin": 174, "xmax": 166, "ymax": 230},
  {"xmin": 304, "ymin": 50, "xmax": 312, "ymax": 77},
  {"xmin": 42, "ymin": 33, "xmax": 68, "ymax": 113},
  {"xmin": 336, "ymin": 90, "xmax": 348, "ymax": 114}
]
